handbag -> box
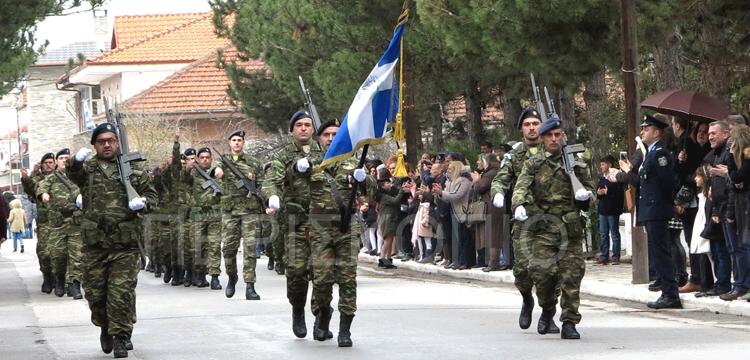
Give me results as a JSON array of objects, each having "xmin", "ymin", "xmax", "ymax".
[
  {"xmin": 466, "ymin": 200, "xmax": 487, "ymax": 226},
  {"xmin": 624, "ymin": 184, "xmax": 635, "ymax": 213}
]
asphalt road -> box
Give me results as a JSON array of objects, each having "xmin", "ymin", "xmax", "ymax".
[{"xmin": 2, "ymin": 241, "xmax": 750, "ymax": 360}]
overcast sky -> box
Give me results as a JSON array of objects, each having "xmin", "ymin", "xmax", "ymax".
[{"xmin": 35, "ymin": 0, "xmax": 211, "ymax": 50}]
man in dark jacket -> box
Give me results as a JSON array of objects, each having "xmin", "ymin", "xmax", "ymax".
[
  {"xmin": 706, "ymin": 120, "xmax": 750, "ymax": 300},
  {"xmin": 596, "ymin": 156, "xmax": 624, "ymax": 265}
]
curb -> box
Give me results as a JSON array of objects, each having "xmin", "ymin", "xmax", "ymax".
[{"xmin": 358, "ymin": 253, "xmax": 750, "ymax": 318}]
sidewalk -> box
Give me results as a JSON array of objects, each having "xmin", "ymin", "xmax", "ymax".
[{"xmin": 358, "ymin": 253, "xmax": 750, "ymax": 318}]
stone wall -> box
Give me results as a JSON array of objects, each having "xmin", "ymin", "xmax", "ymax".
[{"xmin": 27, "ymin": 65, "xmax": 81, "ymax": 163}]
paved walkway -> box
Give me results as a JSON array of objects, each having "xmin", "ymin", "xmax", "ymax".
[{"xmin": 358, "ymin": 253, "xmax": 750, "ymax": 318}]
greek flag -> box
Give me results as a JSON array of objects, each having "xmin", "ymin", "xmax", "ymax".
[{"xmin": 320, "ymin": 19, "xmax": 407, "ymax": 168}]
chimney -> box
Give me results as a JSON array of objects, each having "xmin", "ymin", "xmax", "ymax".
[{"xmin": 93, "ymin": 9, "xmax": 109, "ymax": 52}]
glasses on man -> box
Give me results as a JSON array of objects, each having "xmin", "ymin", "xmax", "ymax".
[{"xmin": 95, "ymin": 138, "xmax": 118, "ymax": 146}]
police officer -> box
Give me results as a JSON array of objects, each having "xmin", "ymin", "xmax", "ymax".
[
  {"xmin": 490, "ymin": 108, "xmax": 560, "ymax": 333},
  {"xmin": 21, "ymin": 152, "xmax": 56, "ymax": 294},
  {"xmin": 634, "ymin": 114, "xmax": 681, "ymax": 309},
  {"xmin": 306, "ymin": 119, "xmax": 364, "ymax": 347},
  {"xmin": 213, "ymin": 130, "xmax": 263, "ymax": 300},
  {"xmin": 68, "ymin": 122, "xmax": 157, "ymax": 358},
  {"xmin": 262, "ymin": 111, "xmax": 324, "ymax": 337},
  {"xmin": 512, "ymin": 116, "xmax": 593, "ymax": 339},
  {"xmin": 38, "ymin": 148, "xmax": 84, "ymax": 299}
]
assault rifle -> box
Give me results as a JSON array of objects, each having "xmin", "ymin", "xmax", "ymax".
[
  {"xmin": 298, "ymin": 75, "xmax": 323, "ymax": 133},
  {"xmin": 562, "ymin": 142, "xmax": 587, "ymax": 195},
  {"xmin": 193, "ymin": 163, "xmax": 222, "ymax": 196},
  {"xmin": 104, "ymin": 99, "xmax": 146, "ymax": 203},
  {"xmin": 212, "ymin": 148, "xmax": 265, "ymax": 207}
]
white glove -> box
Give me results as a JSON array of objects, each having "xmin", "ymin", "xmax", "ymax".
[
  {"xmin": 295, "ymin": 158, "xmax": 310, "ymax": 173},
  {"xmin": 268, "ymin": 195, "xmax": 281, "ymax": 210},
  {"xmin": 514, "ymin": 205, "xmax": 528, "ymax": 222},
  {"xmin": 75, "ymin": 194, "xmax": 83, "ymax": 209},
  {"xmin": 575, "ymin": 189, "xmax": 593, "ymax": 201},
  {"xmin": 128, "ymin": 197, "xmax": 146, "ymax": 211},
  {"xmin": 353, "ymin": 168, "xmax": 367, "ymax": 182},
  {"xmin": 75, "ymin": 148, "xmax": 92, "ymax": 162},
  {"xmin": 492, "ymin": 193, "xmax": 505, "ymax": 208}
]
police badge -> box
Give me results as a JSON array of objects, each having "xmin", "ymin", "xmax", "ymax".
[{"xmin": 657, "ymin": 156, "xmax": 668, "ymax": 167}]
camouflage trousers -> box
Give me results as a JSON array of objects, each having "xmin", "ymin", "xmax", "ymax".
[
  {"xmin": 145, "ymin": 213, "xmax": 176, "ymax": 268},
  {"xmin": 222, "ymin": 212, "xmax": 258, "ymax": 283},
  {"xmin": 179, "ymin": 209, "xmax": 194, "ymax": 271},
  {"xmin": 282, "ymin": 212, "xmax": 317, "ymax": 313},
  {"xmin": 48, "ymin": 219, "xmax": 83, "ymax": 283},
  {"xmin": 271, "ymin": 212, "xmax": 285, "ymax": 264},
  {"xmin": 309, "ymin": 213, "xmax": 359, "ymax": 316},
  {"xmin": 36, "ymin": 222, "xmax": 53, "ymax": 274},
  {"xmin": 81, "ymin": 245, "xmax": 140, "ymax": 337},
  {"xmin": 511, "ymin": 223, "xmax": 534, "ymax": 294},
  {"xmin": 524, "ymin": 214, "xmax": 586, "ymax": 324},
  {"xmin": 191, "ymin": 209, "xmax": 221, "ymax": 275}
]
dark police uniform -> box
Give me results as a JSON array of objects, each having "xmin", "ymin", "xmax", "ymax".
[{"xmin": 637, "ymin": 115, "xmax": 680, "ymax": 308}]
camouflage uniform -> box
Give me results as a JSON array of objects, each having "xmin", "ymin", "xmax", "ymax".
[
  {"xmin": 148, "ymin": 168, "xmax": 175, "ymax": 279},
  {"xmin": 511, "ymin": 150, "xmax": 593, "ymax": 324},
  {"xmin": 490, "ymin": 142, "xmax": 543, "ymax": 294},
  {"xmin": 38, "ymin": 170, "xmax": 83, "ymax": 286},
  {"xmin": 216, "ymin": 152, "xmax": 264, "ymax": 284},
  {"xmin": 66, "ymin": 155, "xmax": 157, "ymax": 339},
  {"xmin": 307, "ymin": 157, "xmax": 363, "ymax": 316},
  {"xmin": 186, "ymin": 157, "xmax": 222, "ymax": 280},
  {"xmin": 21, "ymin": 171, "xmax": 53, "ymax": 277},
  {"xmin": 261, "ymin": 140, "xmax": 323, "ymax": 311}
]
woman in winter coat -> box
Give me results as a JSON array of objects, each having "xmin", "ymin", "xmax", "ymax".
[
  {"xmin": 7, "ymin": 199, "xmax": 26, "ymax": 252},
  {"xmin": 434, "ymin": 161, "xmax": 472, "ymax": 269},
  {"xmin": 472, "ymin": 153, "xmax": 505, "ymax": 271}
]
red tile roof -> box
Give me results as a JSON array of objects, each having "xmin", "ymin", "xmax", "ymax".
[
  {"xmin": 122, "ymin": 46, "xmax": 266, "ymax": 113},
  {"xmin": 444, "ymin": 97, "xmax": 504, "ymax": 123},
  {"xmin": 88, "ymin": 12, "xmax": 228, "ymax": 65},
  {"xmin": 111, "ymin": 12, "xmax": 208, "ymax": 49}
]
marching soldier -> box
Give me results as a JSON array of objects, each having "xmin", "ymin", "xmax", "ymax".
[
  {"xmin": 511, "ymin": 116, "xmax": 593, "ymax": 339},
  {"xmin": 177, "ymin": 147, "xmax": 198, "ymax": 286},
  {"xmin": 152, "ymin": 156, "xmax": 178, "ymax": 284},
  {"xmin": 490, "ymin": 108, "xmax": 561, "ymax": 333},
  {"xmin": 262, "ymin": 111, "xmax": 325, "ymax": 338},
  {"xmin": 213, "ymin": 130, "xmax": 263, "ymax": 300},
  {"xmin": 21, "ymin": 152, "xmax": 56, "ymax": 294},
  {"xmin": 38, "ymin": 148, "xmax": 83, "ymax": 299},
  {"xmin": 67, "ymin": 123, "xmax": 157, "ymax": 358},
  {"xmin": 306, "ymin": 119, "xmax": 365, "ymax": 347}
]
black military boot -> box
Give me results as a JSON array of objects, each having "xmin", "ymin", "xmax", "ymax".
[
  {"xmin": 171, "ymin": 265, "xmax": 183, "ymax": 286},
  {"xmin": 225, "ymin": 274, "xmax": 238, "ymax": 298},
  {"xmin": 41, "ymin": 272, "xmax": 53, "ymax": 294},
  {"xmin": 337, "ymin": 314, "xmax": 354, "ymax": 347},
  {"xmin": 313, "ymin": 306, "xmax": 333, "ymax": 341},
  {"xmin": 292, "ymin": 306, "xmax": 307, "ymax": 338},
  {"xmin": 69, "ymin": 280, "xmax": 83, "ymax": 300},
  {"xmin": 184, "ymin": 270, "xmax": 193, "ymax": 287},
  {"xmin": 163, "ymin": 265, "xmax": 173, "ymax": 284},
  {"xmin": 519, "ymin": 292, "xmax": 534, "ymax": 330},
  {"xmin": 125, "ymin": 338, "xmax": 134, "ymax": 350},
  {"xmin": 66, "ymin": 283, "xmax": 72, "ymax": 297},
  {"xmin": 210, "ymin": 275, "xmax": 222, "ymax": 290},
  {"xmin": 113, "ymin": 336, "xmax": 128, "ymax": 358},
  {"xmin": 54, "ymin": 274, "xmax": 66, "ymax": 297},
  {"xmin": 313, "ymin": 307, "xmax": 334, "ymax": 339},
  {"xmin": 537, "ymin": 308, "xmax": 556, "ymax": 335},
  {"xmin": 196, "ymin": 271, "xmax": 209, "ymax": 288},
  {"xmin": 267, "ymin": 257, "xmax": 275, "ymax": 271},
  {"xmin": 245, "ymin": 282, "xmax": 260, "ymax": 300},
  {"xmin": 547, "ymin": 319, "xmax": 560, "ymax": 334},
  {"xmin": 275, "ymin": 261, "xmax": 285, "ymax": 275},
  {"xmin": 154, "ymin": 262, "xmax": 162, "ymax": 278},
  {"xmin": 100, "ymin": 327, "xmax": 113, "ymax": 354},
  {"xmin": 561, "ymin": 321, "xmax": 580, "ymax": 339}
]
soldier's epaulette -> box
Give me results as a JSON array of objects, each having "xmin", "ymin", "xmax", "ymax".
[{"xmin": 743, "ymin": 147, "xmax": 750, "ymax": 159}]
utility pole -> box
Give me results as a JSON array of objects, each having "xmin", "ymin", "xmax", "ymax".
[{"xmin": 620, "ymin": 0, "xmax": 648, "ymax": 284}]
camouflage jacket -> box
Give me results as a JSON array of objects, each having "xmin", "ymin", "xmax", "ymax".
[
  {"xmin": 491, "ymin": 142, "xmax": 543, "ymax": 199},
  {"xmin": 67, "ymin": 155, "xmax": 158, "ymax": 248},
  {"xmin": 511, "ymin": 150, "xmax": 594, "ymax": 221},
  {"xmin": 261, "ymin": 140, "xmax": 323, "ymax": 214},
  {"xmin": 37, "ymin": 169, "xmax": 81, "ymax": 227},
  {"xmin": 167, "ymin": 141, "xmax": 194, "ymax": 211},
  {"xmin": 214, "ymin": 151, "xmax": 263, "ymax": 214},
  {"xmin": 307, "ymin": 157, "xmax": 368, "ymax": 213},
  {"xmin": 152, "ymin": 167, "xmax": 176, "ymax": 214},
  {"xmin": 22, "ymin": 171, "xmax": 52, "ymax": 223}
]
